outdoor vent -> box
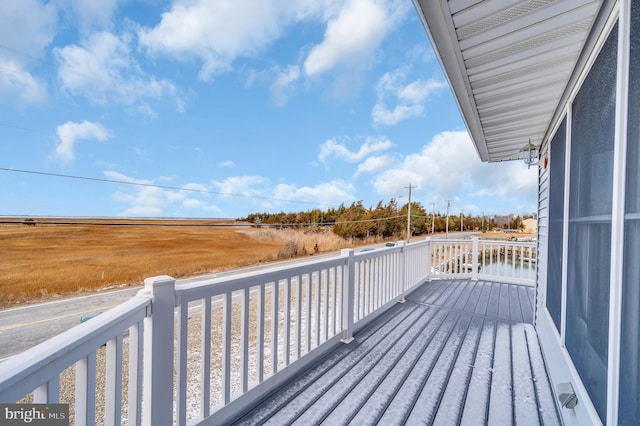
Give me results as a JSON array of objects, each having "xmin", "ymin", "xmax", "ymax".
[
  {"xmin": 556, "ymin": 382, "xmax": 578, "ymax": 409},
  {"xmin": 455, "ymin": 0, "xmax": 556, "ymax": 40},
  {"xmin": 463, "ymin": 21, "xmax": 592, "ymax": 69}
]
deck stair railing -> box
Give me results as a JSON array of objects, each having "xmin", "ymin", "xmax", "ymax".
[{"xmin": 0, "ymin": 237, "xmax": 535, "ymax": 425}]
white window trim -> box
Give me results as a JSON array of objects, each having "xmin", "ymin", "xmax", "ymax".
[
  {"xmin": 537, "ymin": 3, "xmax": 623, "ymax": 425},
  {"xmin": 561, "ymin": 104, "xmax": 571, "ymax": 349},
  {"xmin": 606, "ymin": 0, "xmax": 631, "ymax": 424}
]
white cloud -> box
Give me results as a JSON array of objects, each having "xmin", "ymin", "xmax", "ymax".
[
  {"xmin": 137, "ymin": 0, "xmax": 406, "ymax": 83},
  {"xmin": 0, "ymin": 0, "xmax": 57, "ymax": 106},
  {"xmin": 112, "ymin": 186, "xmax": 167, "ymax": 217},
  {"xmin": 55, "ymin": 31, "xmax": 177, "ymax": 114},
  {"xmin": 354, "ymin": 154, "xmax": 398, "ymax": 177},
  {"xmin": 54, "ymin": 120, "xmax": 111, "ymax": 163},
  {"xmin": 371, "ymin": 103, "xmax": 424, "ymax": 127},
  {"xmin": 469, "ymin": 161, "xmax": 539, "ymax": 198},
  {"xmin": 105, "ymin": 171, "xmax": 165, "ymax": 216},
  {"xmin": 105, "ymin": 171, "xmax": 219, "ymax": 217},
  {"xmin": 138, "ymin": 0, "xmax": 296, "ymax": 81},
  {"xmin": 217, "ymin": 160, "xmax": 236, "ymax": 169},
  {"xmin": 318, "ymin": 136, "xmax": 394, "ymax": 164},
  {"xmin": 59, "ymin": 0, "xmax": 120, "ymax": 33},
  {"xmin": 270, "ymin": 65, "xmax": 300, "ymax": 107},
  {"xmin": 398, "ymin": 78, "xmax": 447, "ymax": 103},
  {"xmin": 0, "ymin": 0, "xmax": 57, "ymax": 59},
  {"xmin": 303, "ymin": 0, "xmax": 403, "ymax": 77},
  {"xmin": 131, "ymin": 103, "xmax": 158, "ymax": 119},
  {"xmin": 181, "ymin": 198, "xmax": 221, "ymax": 213},
  {"xmin": 211, "ymin": 176, "xmax": 271, "ymax": 198},
  {"xmin": 0, "ymin": 60, "xmax": 48, "ymax": 106},
  {"xmin": 273, "ymin": 181, "xmax": 355, "ymax": 207},
  {"xmin": 372, "ymin": 69, "xmax": 447, "ymax": 126},
  {"xmin": 371, "ymin": 131, "xmax": 538, "ymax": 210},
  {"xmin": 209, "ymin": 175, "xmax": 355, "ymax": 212}
]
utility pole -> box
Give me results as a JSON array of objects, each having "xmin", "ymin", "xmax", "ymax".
[
  {"xmin": 431, "ymin": 202, "xmax": 437, "ymax": 235},
  {"xmin": 446, "ymin": 200, "xmax": 451, "ymax": 239},
  {"xmin": 482, "ymin": 211, "xmax": 484, "ymax": 232},
  {"xmin": 405, "ymin": 184, "xmax": 417, "ymax": 242},
  {"xmin": 460, "ymin": 210, "xmax": 463, "ymax": 232}
]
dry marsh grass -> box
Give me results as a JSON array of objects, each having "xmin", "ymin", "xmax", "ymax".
[{"xmin": 0, "ymin": 219, "xmax": 350, "ymax": 308}]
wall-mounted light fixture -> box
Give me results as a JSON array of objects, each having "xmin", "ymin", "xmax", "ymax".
[{"xmin": 521, "ymin": 139, "xmax": 539, "ymax": 169}]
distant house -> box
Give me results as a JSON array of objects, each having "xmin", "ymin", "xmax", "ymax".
[{"xmin": 414, "ymin": 0, "xmax": 639, "ymax": 424}]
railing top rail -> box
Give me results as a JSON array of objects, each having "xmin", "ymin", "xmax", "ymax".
[
  {"xmin": 0, "ymin": 295, "xmax": 151, "ymax": 402},
  {"xmin": 430, "ymin": 237, "xmax": 536, "ymax": 247},
  {"xmin": 477, "ymin": 239, "xmax": 536, "ymax": 248},
  {"xmin": 431, "ymin": 238, "xmax": 483, "ymax": 245},
  {"xmin": 175, "ymin": 240, "xmax": 431, "ymax": 303},
  {"xmin": 175, "ymin": 254, "xmax": 348, "ymax": 302}
]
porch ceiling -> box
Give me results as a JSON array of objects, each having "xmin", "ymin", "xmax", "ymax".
[{"xmin": 414, "ymin": 0, "xmax": 603, "ymax": 162}]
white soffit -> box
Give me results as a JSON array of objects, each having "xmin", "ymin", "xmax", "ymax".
[{"xmin": 414, "ymin": 0, "xmax": 602, "ymax": 162}]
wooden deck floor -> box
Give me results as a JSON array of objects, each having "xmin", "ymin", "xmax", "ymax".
[{"xmin": 233, "ymin": 279, "xmax": 561, "ymax": 425}]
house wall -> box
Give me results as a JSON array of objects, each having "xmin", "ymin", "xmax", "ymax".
[
  {"xmin": 536, "ymin": 1, "xmax": 639, "ymax": 425},
  {"xmin": 535, "ymin": 132, "xmax": 550, "ymax": 323}
]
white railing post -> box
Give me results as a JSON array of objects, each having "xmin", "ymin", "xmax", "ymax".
[
  {"xmin": 341, "ymin": 249, "xmax": 355, "ymax": 343},
  {"xmin": 399, "ymin": 241, "xmax": 407, "ymax": 303},
  {"xmin": 472, "ymin": 237, "xmax": 479, "ymax": 281},
  {"xmin": 140, "ymin": 275, "xmax": 176, "ymax": 426},
  {"xmin": 425, "ymin": 237, "xmax": 432, "ymax": 281},
  {"xmin": 33, "ymin": 380, "xmax": 59, "ymax": 403}
]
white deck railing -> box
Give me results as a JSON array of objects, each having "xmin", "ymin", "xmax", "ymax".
[
  {"xmin": 0, "ymin": 296, "xmax": 150, "ymax": 425},
  {"xmin": 0, "ymin": 237, "xmax": 535, "ymax": 425},
  {"xmin": 430, "ymin": 237, "xmax": 536, "ymax": 286}
]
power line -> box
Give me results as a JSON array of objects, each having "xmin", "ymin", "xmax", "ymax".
[
  {"xmin": 0, "ymin": 43, "xmax": 103, "ymax": 84},
  {"xmin": 0, "ymin": 122, "xmax": 49, "ymax": 135},
  {"xmin": 0, "ymin": 44, "xmax": 55, "ymax": 68},
  {"xmin": 0, "ymin": 121, "xmax": 81, "ymax": 143},
  {"xmin": 0, "ymin": 167, "xmax": 336, "ymax": 207}
]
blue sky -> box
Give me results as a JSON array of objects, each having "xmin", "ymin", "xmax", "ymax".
[{"xmin": 0, "ymin": 0, "xmax": 537, "ymax": 219}]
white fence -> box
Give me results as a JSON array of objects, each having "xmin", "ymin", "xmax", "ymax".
[
  {"xmin": 430, "ymin": 237, "xmax": 536, "ymax": 286},
  {"xmin": 0, "ymin": 297, "xmax": 150, "ymax": 425},
  {"xmin": 0, "ymin": 237, "xmax": 535, "ymax": 425}
]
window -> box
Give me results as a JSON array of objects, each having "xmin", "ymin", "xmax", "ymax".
[
  {"xmin": 566, "ymin": 23, "xmax": 617, "ymax": 422},
  {"xmin": 619, "ymin": 1, "xmax": 640, "ymax": 423},
  {"xmin": 546, "ymin": 119, "xmax": 566, "ymax": 332}
]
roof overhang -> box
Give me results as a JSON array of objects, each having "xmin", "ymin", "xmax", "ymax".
[{"xmin": 413, "ymin": 0, "xmax": 605, "ymax": 163}]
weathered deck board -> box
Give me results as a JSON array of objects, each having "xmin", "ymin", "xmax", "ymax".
[{"xmin": 233, "ymin": 280, "xmax": 560, "ymax": 426}]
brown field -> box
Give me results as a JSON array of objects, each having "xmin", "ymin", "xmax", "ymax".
[
  {"xmin": 1, "ymin": 217, "xmax": 537, "ymax": 309},
  {"xmin": 0, "ymin": 218, "xmax": 352, "ymax": 308}
]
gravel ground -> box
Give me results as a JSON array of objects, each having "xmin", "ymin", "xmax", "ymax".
[{"xmin": 27, "ymin": 283, "xmax": 333, "ymax": 425}]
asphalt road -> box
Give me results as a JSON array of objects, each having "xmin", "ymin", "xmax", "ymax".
[
  {"xmin": 0, "ymin": 287, "xmax": 140, "ymax": 360},
  {"xmin": 0, "ymin": 251, "xmax": 341, "ymax": 361},
  {"xmin": 0, "ymin": 233, "xmax": 494, "ymax": 361}
]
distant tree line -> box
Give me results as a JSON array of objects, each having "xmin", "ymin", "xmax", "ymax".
[{"xmin": 240, "ymin": 200, "xmax": 532, "ymax": 240}]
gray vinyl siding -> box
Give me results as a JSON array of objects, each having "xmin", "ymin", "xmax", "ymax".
[{"xmin": 536, "ymin": 141, "xmax": 550, "ymax": 323}]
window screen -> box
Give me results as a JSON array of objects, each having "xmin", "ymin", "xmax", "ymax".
[
  {"xmin": 566, "ymin": 23, "xmax": 617, "ymax": 423},
  {"xmin": 546, "ymin": 119, "xmax": 566, "ymax": 332}
]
